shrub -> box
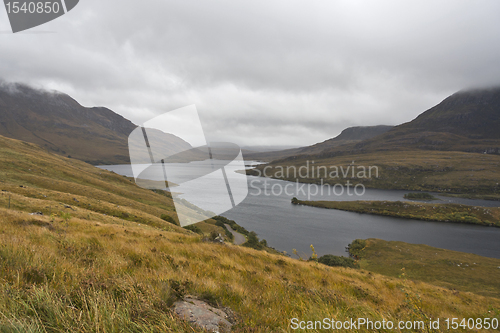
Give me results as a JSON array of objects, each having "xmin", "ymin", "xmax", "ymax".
[
  {"xmin": 243, "ymin": 231, "xmax": 264, "ymax": 250},
  {"xmin": 183, "ymin": 224, "xmax": 202, "ymax": 234},
  {"xmin": 346, "ymin": 239, "xmax": 366, "ymax": 259},
  {"xmin": 212, "ymin": 216, "xmax": 249, "ymax": 236},
  {"xmin": 318, "ymin": 255, "xmax": 357, "ymax": 268},
  {"xmin": 404, "ymin": 192, "xmax": 436, "ymax": 200}
]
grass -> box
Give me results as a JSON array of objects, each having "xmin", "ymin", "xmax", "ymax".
[
  {"xmin": 292, "ymin": 199, "xmax": 500, "ymax": 227},
  {"xmin": 351, "ymin": 238, "xmax": 500, "ymax": 298},
  {"xmin": 249, "ymin": 150, "xmax": 500, "ymax": 198},
  {"xmin": 1, "ymin": 134, "xmax": 500, "ymax": 331},
  {"xmin": 2, "ymin": 209, "xmax": 500, "ymax": 332}
]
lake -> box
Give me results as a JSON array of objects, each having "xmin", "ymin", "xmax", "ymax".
[{"xmin": 99, "ymin": 163, "xmax": 500, "ymax": 259}]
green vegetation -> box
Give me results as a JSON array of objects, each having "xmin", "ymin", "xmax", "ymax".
[
  {"xmin": 1, "ymin": 135, "xmax": 500, "ymax": 331},
  {"xmin": 293, "ymin": 198, "xmax": 500, "ymax": 227},
  {"xmin": 213, "ymin": 215, "xmax": 250, "ymax": 236},
  {"xmin": 351, "ymin": 238, "xmax": 500, "ymax": 298},
  {"xmin": 346, "ymin": 239, "xmax": 367, "ymax": 259},
  {"xmin": 404, "ymin": 192, "xmax": 437, "ymax": 200},
  {"xmin": 317, "ymin": 254, "xmax": 357, "ymax": 268},
  {"xmin": 242, "ymin": 231, "xmax": 268, "ymax": 250},
  {"xmin": 183, "ymin": 224, "xmax": 203, "ymax": 234}
]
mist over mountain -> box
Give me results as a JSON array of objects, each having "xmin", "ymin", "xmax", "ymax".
[
  {"xmin": 272, "ymin": 87, "xmax": 500, "ymax": 163},
  {"xmin": 397, "ymin": 87, "xmax": 500, "ymax": 139},
  {"xmin": 344, "ymin": 87, "xmax": 500, "ymax": 155}
]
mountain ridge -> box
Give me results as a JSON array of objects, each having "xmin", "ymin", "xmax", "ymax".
[
  {"xmin": 244, "ymin": 125, "xmax": 393, "ymax": 161},
  {"xmin": 279, "ymin": 87, "xmax": 500, "ymax": 162},
  {"xmin": 0, "ymin": 82, "xmax": 191, "ymax": 165}
]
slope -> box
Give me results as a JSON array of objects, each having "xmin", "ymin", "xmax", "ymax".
[
  {"xmin": 251, "ymin": 88, "xmax": 500, "ymax": 196},
  {"xmin": 317, "ymin": 87, "xmax": 500, "ymax": 157},
  {"xmin": 1, "ymin": 136, "xmax": 499, "ymax": 331},
  {"xmin": 0, "ymin": 82, "xmax": 191, "ymax": 165},
  {"xmin": 244, "ymin": 125, "xmax": 392, "ymax": 161}
]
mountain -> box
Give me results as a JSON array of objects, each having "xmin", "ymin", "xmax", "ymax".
[
  {"xmin": 400, "ymin": 87, "xmax": 500, "ymax": 139},
  {"xmin": 314, "ymin": 87, "xmax": 500, "ymax": 158},
  {"xmin": 0, "ymin": 82, "xmax": 191, "ymax": 165},
  {"xmin": 250, "ymin": 87, "xmax": 500, "ymax": 196},
  {"xmin": 244, "ymin": 125, "xmax": 393, "ymax": 161}
]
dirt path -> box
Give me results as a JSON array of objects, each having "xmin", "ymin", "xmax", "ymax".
[{"xmin": 225, "ymin": 224, "xmax": 246, "ymax": 245}]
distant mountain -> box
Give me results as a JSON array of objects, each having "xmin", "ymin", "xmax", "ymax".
[
  {"xmin": 252, "ymin": 87, "xmax": 500, "ymax": 165},
  {"xmin": 244, "ymin": 125, "xmax": 393, "ymax": 161},
  {"xmin": 0, "ymin": 82, "xmax": 191, "ymax": 164},
  {"xmin": 335, "ymin": 87, "xmax": 500, "ymax": 156}
]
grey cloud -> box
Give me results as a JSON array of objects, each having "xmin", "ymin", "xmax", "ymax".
[{"xmin": 1, "ymin": 0, "xmax": 499, "ymax": 146}]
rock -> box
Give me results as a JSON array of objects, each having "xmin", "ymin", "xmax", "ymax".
[
  {"xmin": 214, "ymin": 233, "xmax": 225, "ymax": 243},
  {"xmin": 29, "ymin": 212, "xmax": 43, "ymax": 216},
  {"xmin": 173, "ymin": 296, "xmax": 232, "ymax": 332}
]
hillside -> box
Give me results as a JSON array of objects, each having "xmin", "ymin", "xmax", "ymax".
[
  {"xmin": 1, "ymin": 136, "xmax": 499, "ymax": 331},
  {"xmin": 315, "ymin": 87, "xmax": 500, "ymax": 158},
  {"xmin": 244, "ymin": 125, "xmax": 392, "ymax": 161},
  {"xmin": 250, "ymin": 88, "xmax": 500, "ymax": 196},
  {"xmin": 249, "ymin": 150, "xmax": 500, "ymax": 196},
  {"xmin": 0, "ymin": 82, "xmax": 191, "ymax": 165},
  {"xmin": 352, "ymin": 239, "xmax": 500, "ymax": 298}
]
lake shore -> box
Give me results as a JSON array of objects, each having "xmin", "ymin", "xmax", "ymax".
[{"xmin": 292, "ymin": 199, "xmax": 500, "ymax": 227}]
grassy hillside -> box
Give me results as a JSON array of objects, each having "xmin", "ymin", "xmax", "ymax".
[
  {"xmin": 250, "ymin": 150, "xmax": 500, "ymax": 198},
  {"xmin": 352, "ymin": 239, "xmax": 500, "ymax": 298},
  {"xmin": 1, "ymin": 135, "xmax": 500, "ymax": 332},
  {"xmin": 293, "ymin": 199, "xmax": 500, "ymax": 227}
]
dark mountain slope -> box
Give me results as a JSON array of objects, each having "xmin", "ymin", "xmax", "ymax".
[
  {"xmin": 244, "ymin": 125, "xmax": 393, "ymax": 161},
  {"xmin": 403, "ymin": 87, "xmax": 500, "ymax": 139},
  {"xmin": 308, "ymin": 87, "xmax": 500, "ymax": 159},
  {"xmin": 0, "ymin": 82, "xmax": 191, "ymax": 164}
]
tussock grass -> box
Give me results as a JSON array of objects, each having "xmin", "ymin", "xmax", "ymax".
[
  {"xmin": 355, "ymin": 239, "xmax": 500, "ymax": 299},
  {"xmin": 1, "ymin": 135, "xmax": 499, "ymax": 331},
  {"xmin": 1, "ymin": 209, "xmax": 499, "ymax": 332}
]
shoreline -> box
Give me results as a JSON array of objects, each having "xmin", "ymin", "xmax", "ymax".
[{"xmin": 292, "ymin": 199, "xmax": 500, "ymax": 227}]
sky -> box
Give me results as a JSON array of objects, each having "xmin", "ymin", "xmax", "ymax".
[{"xmin": 1, "ymin": 0, "xmax": 500, "ymax": 147}]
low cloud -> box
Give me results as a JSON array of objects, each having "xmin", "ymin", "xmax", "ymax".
[{"xmin": 1, "ymin": 0, "xmax": 499, "ymax": 146}]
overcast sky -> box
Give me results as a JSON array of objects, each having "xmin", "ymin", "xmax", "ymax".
[{"xmin": 1, "ymin": 0, "xmax": 500, "ymax": 146}]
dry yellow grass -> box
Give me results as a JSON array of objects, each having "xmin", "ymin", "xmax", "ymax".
[
  {"xmin": 1, "ymin": 135, "xmax": 499, "ymax": 332},
  {"xmin": 1, "ymin": 208, "xmax": 499, "ymax": 332}
]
